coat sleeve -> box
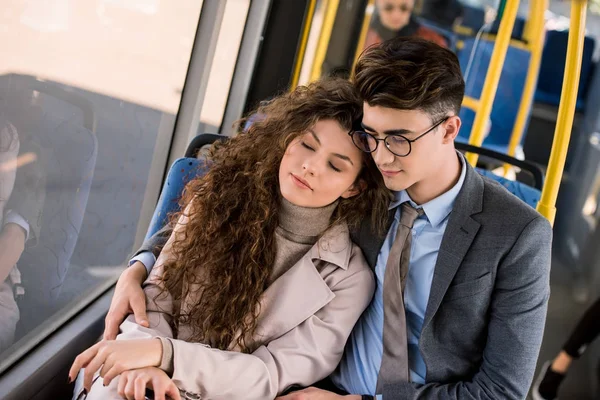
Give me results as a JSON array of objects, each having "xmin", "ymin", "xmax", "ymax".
[
  {"xmin": 382, "ymin": 216, "xmax": 553, "ymax": 399},
  {"xmin": 165, "ymin": 260, "xmax": 376, "ymax": 400}
]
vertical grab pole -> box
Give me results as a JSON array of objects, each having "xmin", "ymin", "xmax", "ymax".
[
  {"xmin": 537, "ymin": 0, "xmax": 588, "ymax": 225},
  {"xmin": 502, "ymin": 0, "xmax": 548, "ymax": 175},
  {"xmin": 465, "ymin": 0, "xmax": 520, "ymax": 166}
]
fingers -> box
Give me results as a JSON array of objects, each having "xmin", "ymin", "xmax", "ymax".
[
  {"xmin": 123, "ymin": 373, "xmax": 137, "ymax": 400},
  {"xmin": 117, "ymin": 372, "xmax": 129, "ymax": 398},
  {"xmin": 135, "ymin": 375, "xmax": 149, "ymax": 400},
  {"xmin": 130, "ymin": 294, "xmax": 149, "ymax": 328},
  {"xmin": 102, "ymin": 362, "xmax": 122, "ymax": 387},
  {"xmin": 151, "ymin": 377, "xmax": 166, "ymax": 400},
  {"xmin": 165, "ymin": 381, "xmax": 182, "ymax": 400},
  {"xmin": 68, "ymin": 342, "xmax": 100, "ymax": 383},
  {"xmin": 82, "ymin": 348, "xmax": 109, "ymax": 392},
  {"xmin": 104, "ymin": 309, "xmax": 127, "ymax": 340}
]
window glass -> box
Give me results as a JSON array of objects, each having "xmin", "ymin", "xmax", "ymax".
[
  {"xmin": 0, "ymin": 0, "xmax": 202, "ymax": 371},
  {"xmin": 199, "ymin": 0, "xmax": 250, "ymax": 133}
]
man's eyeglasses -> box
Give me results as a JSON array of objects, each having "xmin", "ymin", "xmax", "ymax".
[{"xmin": 350, "ymin": 117, "xmax": 449, "ymax": 157}]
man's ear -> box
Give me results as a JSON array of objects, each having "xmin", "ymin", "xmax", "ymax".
[
  {"xmin": 442, "ymin": 115, "xmax": 461, "ymax": 143},
  {"xmin": 341, "ymin": 179, "xmax": 367, "ymax": 199}
]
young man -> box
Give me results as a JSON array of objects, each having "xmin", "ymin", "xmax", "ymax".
[{"xmin": 103, "ymin": 38, "xmax": 552, "ymax": 399}]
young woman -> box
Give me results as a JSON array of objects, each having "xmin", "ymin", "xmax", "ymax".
[{"xmin": 70, "ymin": 78, "xmax": 391, "ymax": 400}]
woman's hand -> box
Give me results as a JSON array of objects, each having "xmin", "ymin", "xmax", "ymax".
[
  {"xmin": 118, "ymin": 367, "xmax": 181, "ymax": 400},
  {"xmin": 68, "ymin": 338, "xmax": 163, "ymax": 392}
]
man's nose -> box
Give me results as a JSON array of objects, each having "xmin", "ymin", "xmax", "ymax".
[{"xmin": 372, "ymin": 142, "xmax": 396, "ymax": 166}]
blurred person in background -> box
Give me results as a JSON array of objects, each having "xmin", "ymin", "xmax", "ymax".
[
  {"xmin": 364, "ymin": 0, "xmax": 450, "ymax": 49},
  {"xmin": 0, "ymin": 118, "xmax": 23, "ymax": 353}
]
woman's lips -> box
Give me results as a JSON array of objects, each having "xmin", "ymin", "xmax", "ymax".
[{"xmin": 291, "ymin": 174, "xmax": 312, "ymax": 190}]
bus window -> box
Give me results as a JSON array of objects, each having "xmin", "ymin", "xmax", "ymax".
[
  {"xmin": 0, "ymin": 0, "xmax": 202, "ymax": 374},
  {"xmin": 199, "ymin": 0, "xmax": 251, "ymax": 133}
]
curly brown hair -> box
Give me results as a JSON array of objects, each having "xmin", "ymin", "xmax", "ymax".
[
  {"xmin": 353, "ymin": 37, "xmax": 465, "ymax": 119},
  {"xmin": 159, "ymin": 78, "xmax": 391, "ymax": 352}
]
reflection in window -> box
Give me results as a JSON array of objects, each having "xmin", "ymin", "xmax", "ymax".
[{"xmin": 0, "ymin": 0, "xmax": 201, "ymax": 372}]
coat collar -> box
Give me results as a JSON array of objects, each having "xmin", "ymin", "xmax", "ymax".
[{"xmin": 309, "ymin": 223, "xmax": 353, "ymax": 271}]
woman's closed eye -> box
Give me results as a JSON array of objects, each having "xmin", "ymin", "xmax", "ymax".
[
  {"xmin": 329, "ymin": 162, "xmax": 341, "ymax": 172},
  {"xmin": 301, "ymin": 141, "xmax": 315, "ymax": 151}
]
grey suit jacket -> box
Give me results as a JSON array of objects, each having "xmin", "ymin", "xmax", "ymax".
[
  {"xmin": 139, "ymin": 162, "xmax": 553, "ymax": 400},
  {"xmin": 353, "ymin": 162, "xmax": 552, "ymax": 399}
]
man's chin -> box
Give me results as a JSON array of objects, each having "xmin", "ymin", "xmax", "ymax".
[{"xmin": 382, "ymin": 174, "xmax": 412, "ymax": 192}]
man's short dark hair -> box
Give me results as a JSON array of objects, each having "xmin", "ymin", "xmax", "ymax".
[{"xmin": 353, "ymin": 37, "xmax": 465, "ymax": 120}]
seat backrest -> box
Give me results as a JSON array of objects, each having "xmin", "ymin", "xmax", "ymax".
[
  {"xmin": 458, "ymin": 5, "xmax": 485, "ymax": 34},
  {"xmin": 145, "ymin": 157, "xmax": 209, "ymax": 239},
  {"xmin": 475, "ymin": 167, "xmax": 541, "ymax": 209},
  {"xmin": 535, "ymin": 30, "xmax": 596, "ymax": 111},
  {"xmin": 457, "ymin": 37, "xmax": 531, "ymax": 152}
]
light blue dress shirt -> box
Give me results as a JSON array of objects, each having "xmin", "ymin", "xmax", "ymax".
[{"xmin": 332, "ymin": 156, "xmax": 466, "ymax": 396}]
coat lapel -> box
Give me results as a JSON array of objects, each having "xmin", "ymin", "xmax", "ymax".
[
  {"xmin": 251, "ymin": 244, "xmax": 339, "ymax": 345},
  {"xmin": 422, "ymin": 164, "xmax": 484, "ymax": 330}
]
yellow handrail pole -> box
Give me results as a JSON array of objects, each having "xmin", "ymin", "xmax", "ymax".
[
  {"xmin": 291, "ymin": 0, "xmax": 318, "ymax": 89},
  {"xmin": 309, "ymin": 0, "xmax": 340, "ymax": 82},
  {"xmin": 462, "ymin": 96, "xmax": 481, "ymax": 113},
  {"xmin": 502, "ymin": 0, "xmax": 547, "ymax": 175},
  {"xmin": 466, "ymin": 0, "xmax": 520, "ymax": 166},
  {"xmin": 522, "ymin": 0, "xmax": 535, "ymax": 43},
  {"xmin": 353, "ymin": 0, "xmax": 375, "ymax": 67},
  {"xmin": 537, "ymin": 0, "xmax": 587, "ymax": 225}
]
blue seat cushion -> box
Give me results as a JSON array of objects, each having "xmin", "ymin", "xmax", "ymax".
[{"xmin": 475, "ymin": 168, "xmax": 540, "ymax": 209}]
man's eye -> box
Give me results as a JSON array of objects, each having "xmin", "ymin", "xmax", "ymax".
[{"xmin": 301, "ymin": 142, "xmax": 315, "ymax": 151}]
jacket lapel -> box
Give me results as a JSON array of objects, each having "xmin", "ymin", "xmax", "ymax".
[
  {"xmin": 422, "ymin": 164, "xmax": 484, "ymax": 330},
  {"xmin": 251, "ymin": 235, "xmax": 347, "ymax": 345},
  {"xmin": 352, "ymin": 208, "xmax": 397, "ymax": 269}
]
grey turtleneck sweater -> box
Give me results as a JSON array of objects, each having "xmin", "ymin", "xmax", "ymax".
[
  {"xmin": 271, "ymin": 197, "xmax": 338, "ymax": 282},
  {"xmin": 159, "ymin": 197, "xmax": 339, "ymax": 373}
]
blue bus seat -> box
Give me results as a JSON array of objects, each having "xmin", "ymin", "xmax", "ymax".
[
  {"xmin": 455, "ymin": 142, "xmax": 543, "ymax": 209},
  {"xmin": 145, "ymin": 157, "xmax": 209, "ymax": 239},
  {"xmin": 535, "ymin": 30, "xmax": 596, "ymax": 112},
  {"xmin": 456, "ymin": 5, "xmax": 485, "ymax": 36},
  {"xmin": 475, "ymin": 168, "xmax": 540, "ymax": 209},
  {"xmin": 457, "ymin": 37, "xmax": 531, "ymax": 154},
  {"xmin": 146, "ymin": 134, "xmax": 225, "ymax": 238}
]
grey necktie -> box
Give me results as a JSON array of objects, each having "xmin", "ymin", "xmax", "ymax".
[{"xmin": 376, "ymin": 202, "xmax": 424, "ymax": 393}]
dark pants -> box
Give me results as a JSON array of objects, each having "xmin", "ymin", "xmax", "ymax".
[
  {"xmin": 284, "ymin": 377, "xmax": 349, "ymax": 396},
  {"xmin": 563, "ymin": 297, "xmax": 600, "ymax": 358}
]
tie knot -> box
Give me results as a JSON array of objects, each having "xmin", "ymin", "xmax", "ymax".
[{"xmin": 400, "ymin": 202, "xmax": 424, "ymax": 228}]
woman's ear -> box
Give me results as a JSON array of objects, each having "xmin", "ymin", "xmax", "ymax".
[{"xmin": 341, "ymin": 179, "xmax": 367, "ymax": 199}]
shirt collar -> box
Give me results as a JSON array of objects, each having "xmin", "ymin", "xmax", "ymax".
[{"xmin": 388, "ymin": 152, "xmax": 467, "ymax": 229}]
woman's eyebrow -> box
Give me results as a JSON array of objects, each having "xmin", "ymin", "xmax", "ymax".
[
  {"xmin": 333, "ymin": 153, "xmax": 354, "ymax": 166},
  {"xmin": 308, "ymin": 129, "xmax": 321, "ymax": 144},
  {"xmin": 309, "ymin": 129, "xmax": 354, "ymax": 166}
]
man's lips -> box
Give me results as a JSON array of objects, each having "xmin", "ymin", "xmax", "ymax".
[
  {"xmin": 291, "ymin": 174, "xmax": 312, "ymax": 190},
  {"xmin": 380, "ymin": 169, "xmax": 401, "ymax": 177}
]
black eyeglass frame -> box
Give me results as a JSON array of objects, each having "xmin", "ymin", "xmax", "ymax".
[{"xmin": 350, "ymin": 116, "xmax": 450, "ymax": 157}]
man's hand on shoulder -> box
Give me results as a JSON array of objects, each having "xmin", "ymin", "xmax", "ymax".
[
  {"xmin": 276, "ymin": 387, "xmax": 361, "ymax": 400},
  {"xmin": 103, "ymin": 261, "xmax": 149, "ymax": 340}
]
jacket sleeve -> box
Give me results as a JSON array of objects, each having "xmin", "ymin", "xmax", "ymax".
[
  {"xmin": 117, "ymin": 205, "xmax": 193, "ymax": 346},
  {"xmin": 382, "ymin": 216, "xmax": 552, "ymax": 399},
  {"xmin": 165, "ymin": 262, "xmax": 376, "ymax": 400},
  {"xmin": 133, "ymin": 224, "xmax": 173, "ymax": 260}
]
